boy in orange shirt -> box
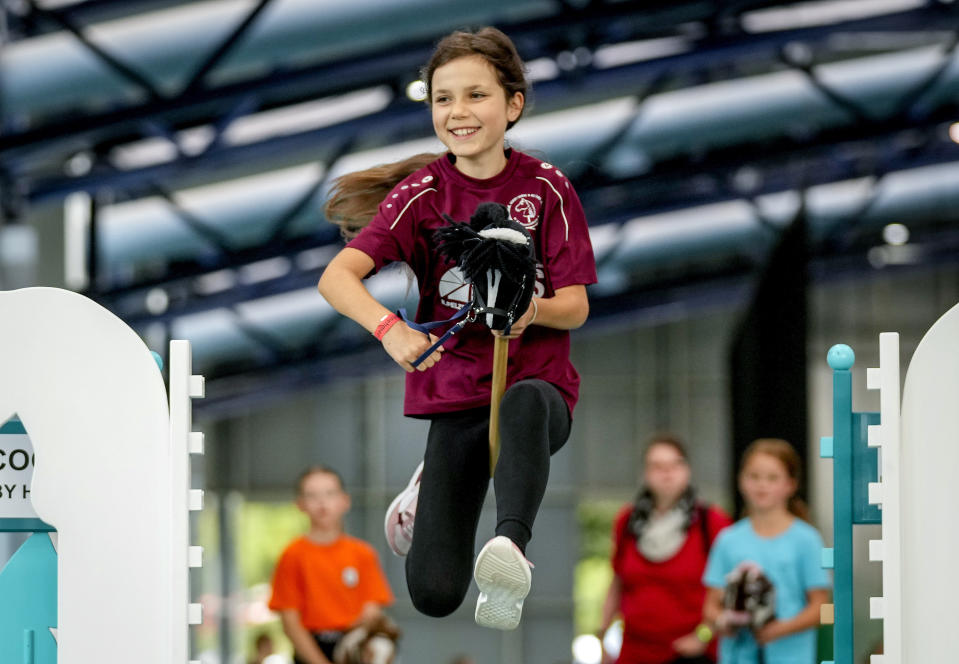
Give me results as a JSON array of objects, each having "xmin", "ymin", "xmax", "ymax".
[{"xmin": 269, "ymin": 465, "xmax": 395, "ymax": 664}]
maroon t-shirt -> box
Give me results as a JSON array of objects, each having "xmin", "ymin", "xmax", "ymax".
[
  {"xmin": 347, "ymin": 149, "xmax": 597, "ymax": 417},
  {"xmin": 611, "ymin": 504, "xmax": 733, "ymax": 664}
]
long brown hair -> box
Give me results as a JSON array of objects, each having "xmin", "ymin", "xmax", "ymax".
[
  {"xmin": 740, "ymin": 438, "xmax": 810, "ymax": 521},
  {"xmin": 324, "ymin": 152, "xmax": 438, "ymax": 240},
  {"xmin": 323, "ymin": 27, "xmax": 529, "ymax": 238}
]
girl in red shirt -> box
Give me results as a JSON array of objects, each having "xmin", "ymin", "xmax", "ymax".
[
  {"xmin": 599, "ymin": 434, "xmax": 732, "ymax": 664},
  {"xmin": 318, "ymin": 27, "xmax": 597, "ymax": 631}
]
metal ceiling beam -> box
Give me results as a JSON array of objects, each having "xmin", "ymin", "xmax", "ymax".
[
  {"xmin": 12, "ymin": 3, "xmax": 959, "ymax": 206},
  {"xmin": 4, "ymin": 0, "xmax": 196, "ymax": 41},
  {"xmin": 65, "ymin": 40, "xmax": 959, "ymax": 298},
  {"xmin": 97, "ymin": 113, "xmax": 959, "ymax": 327},
  {"xmin": 577, "ymin": 104, "xmax": 959, "ymax": 220},
  {"xmin": 5, "ymin": 0, "xmax": 959, "ymax": 406},
  {"xmin": 5, "ymin": 0, "xmax": 941, "ymax": 157},
  {"xmin": 112, "ymin": 151, "xmax": 959, "ymax": 377},
  {"xmin": 22, "ymin": 0, "xmax": 166, "ymax": 102},
  {"xmin": 0, "ymin": 37, "xmax": 431, "ymax": 153}
]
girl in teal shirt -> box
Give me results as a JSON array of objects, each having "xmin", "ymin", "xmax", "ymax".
[{"xmin": 702, "ymin": 439, "xmax": 831, "ymax": 663}]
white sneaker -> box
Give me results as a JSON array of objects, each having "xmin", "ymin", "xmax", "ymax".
[
  {"xmin": 383, "ymin": 460, "xmax": 423, "ymax": 557},
  {"xmin": 473, "ymin": 535, "xmax": 533, "ymax": 630}
]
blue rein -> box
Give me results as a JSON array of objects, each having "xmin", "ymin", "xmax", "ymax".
[{"xmin": 399, "ymin": 302, "xmax": 473, "ymax": 368}]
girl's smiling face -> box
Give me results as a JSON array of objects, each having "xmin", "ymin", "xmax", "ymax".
[
  {"xmin": 739, "ymin": 451, "xmax": 797, "ymax": 513},
  {"xmin": 430, "ymin": 55, "xmax": 524, "ymax": 178}
]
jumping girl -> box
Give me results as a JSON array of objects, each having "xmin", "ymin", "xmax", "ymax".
[{"xmin": 317, "ymin": 27, "xmax": 597, "ymax": 630}]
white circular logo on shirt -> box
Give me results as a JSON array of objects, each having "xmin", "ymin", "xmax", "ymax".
[
  {"xmin": 438, "ymin": 266, "xmax": 473, "ymax": 309},
  {"xmin": 438, "ymin": 264, "xmax": 545, "ymax": 305},
  {"xmin": 342, "ymin": 566, "xmax": 359, "ymax": 588},
  {"xmin": 508, "ymin": 193, "xmax": 542, "ymax": 230}
]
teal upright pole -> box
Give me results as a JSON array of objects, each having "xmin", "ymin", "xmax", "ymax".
[{"xmin": 827, "ymin": 344, "xmax": 855, "ymax": 664}]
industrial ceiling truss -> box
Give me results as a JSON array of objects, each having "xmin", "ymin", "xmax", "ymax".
[{"xmin": 2, "ymin": 0, "xmax": 958, "ymax": 411}]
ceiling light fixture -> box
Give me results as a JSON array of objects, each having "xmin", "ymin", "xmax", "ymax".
[{"xmin": 406, "ymin": 80, "xmax": 428, "ymax": 103}]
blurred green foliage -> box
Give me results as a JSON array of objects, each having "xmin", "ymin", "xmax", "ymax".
[
  {"xmin": 575, "ymin": 557, "xmax": 614, "ymax": 634},
  {"xmin": 237, "ymin": 500, "xmax": 307, "ymax": 588},
  {"xmin": 576, "ymin": 499, "xmax": 623, "ymax": 559},
  {"xmin": 195, "ymin": 494, "xmax": 307, "ymax": 659},
  {"xmin": 574, "ymin": 499, "xmax": 624, "ymax": 634}
]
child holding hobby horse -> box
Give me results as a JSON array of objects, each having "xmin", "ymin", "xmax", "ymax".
[{"xmin": 317, "ymin": 26, "xmax": 597, "ymax": 630}]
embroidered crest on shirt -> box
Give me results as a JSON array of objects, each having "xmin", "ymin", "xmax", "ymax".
[
  {"xmin": 438, "ymin": 266, "xmax": 473, "ymax": 309},
  {"xmin": 342, "ymin": 566, "xmax": 359, "ymax": 588},
  {"xmin": 507, "ymin": 193, "xmax": 542, "ymax": 230}
]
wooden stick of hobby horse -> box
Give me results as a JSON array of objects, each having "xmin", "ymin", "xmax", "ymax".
[{"xmin": 488, "ymin": 335, "xmax": 509, "ymax": 476}]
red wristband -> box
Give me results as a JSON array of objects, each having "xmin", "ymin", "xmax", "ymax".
[{"xmin": 374, "ymin": 313, "xmax": 401, "ymax": 340}]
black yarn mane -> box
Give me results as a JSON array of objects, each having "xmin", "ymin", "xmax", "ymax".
[
  {"xmin": 433, "ymin": 202, "xmax": 537, "ymax": 330},
  {"xmin": 434, "ymin": 203, "xmax": 531, "ymax": 286}
]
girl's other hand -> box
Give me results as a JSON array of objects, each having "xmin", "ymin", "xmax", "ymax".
[
  {"xmin": 381, "ymin": 324, "xmax": 444, "ymax": 372},
  {"xmin": 755, "ymin": 619, "xmax": 786, "ymax": 645},
  {"xmin": 358, "ymin": 601, "xmax": 383, "ymax": 626},
  {"xmin": 672, "ymin": 631, "xmax": 708, "ymax": 657},
  {"xmin": 595, "ymin": 629, "xmax": 613, "ymax": 664},
  {"xmin": 714, "ymin": 610, "xmax": 738, "ymax": 637},
  {"xmin": 492, "ymin": 299, "xmax": 536, "ymax": 339}
]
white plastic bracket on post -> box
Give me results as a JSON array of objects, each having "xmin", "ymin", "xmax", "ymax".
[
  {"xmin": 867, "ymin": 332, "xmax": 902, "ymax": 663},
  {"xmin": 189, "ymin": 375, "xmax": 205, "ymax": 399},
  {"xmin": 170, "ymin": 340, "xmax": 206, "ymax": 661},
  {"xmin": 189, "ymin": 432, "xmax": 205, "ymax": 455},
  {"xmin": 188, "ymin": 489, "xmax": 204, "ymax": 511},
  {"xmin": 870, "ymin": 597, "xmax": 885, "ymax": 619}
]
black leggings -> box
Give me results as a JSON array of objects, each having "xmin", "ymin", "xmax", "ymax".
[{"xmin": 405, "ymin": 379, "xmax": 571, "ymax": 618}]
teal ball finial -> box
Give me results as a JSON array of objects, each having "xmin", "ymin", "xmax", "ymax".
[
  {"xmin": 151, "ymin": 351, "xmax": 164, "ymax": 371},
  {"xmin": 827, "ymin": 344, "xmax": 855, "ymax": 370}
]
